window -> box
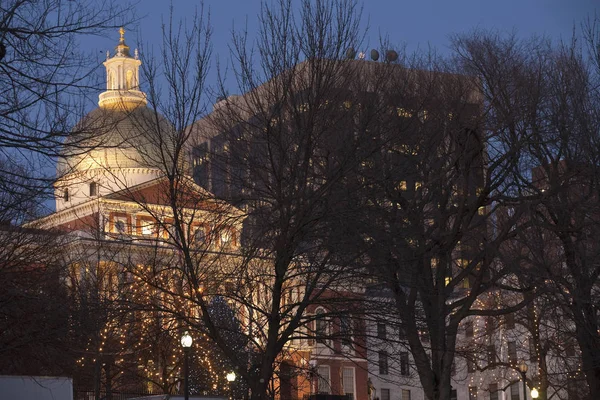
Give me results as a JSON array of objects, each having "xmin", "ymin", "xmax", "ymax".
[
  {"xmin": 465, "ymin": 320, "xmax": 474, "ymax": 338},
  {"xmin": 401, "ymin": 389, "xmax": 411, "ymax": 400},
  {"xmin": 567, "ymin": 379, "xmax": 582, "ymax": 400},
  {"xmin": 510, "ymin": 383, "xmax": 520, "ymax": 400},
  {"xmin": 489, "ymin": 384, "xmax": 498, "ymax": 400},
  {"xmin": 342, "ymin": 367, "xmax": 355, "ymax": 400},
  {"xmin": 316, "ymin": 365, "xmax": 330, "ymax": 394},
  {"xmin": 487, "ymin": 345, "xmax": 496, "ymax": 368},
  {"xmin": 400, "ymin": 352, "xmax": 409, "ymax": 376},
  {"xmin": 467, "ymin": 358, "xmax": 476, "ymax": 373},
  {"xmin": 315, "ymin": 308, "xmax": 327, "ymax": 344},
  {"xmin": 115, "ymin": 220, "xmax": 126, "ymax": 233},
  {"xmin": 138, "ymin": 218, "xmax": 154, "ymax": 236},
  {"xmin": 340, "ymin": 314, "xmax": 352, "ymax": 346},
  {"xmin": 486, "ymin": 317, "xmax": 495, "ymax": 336},
  {"xmin": 468, "ymin": 387, "xmax": 477, "ymax": 400},
  {"xmin": 505, "ymin": 314, "xmax": 515, "ymax": 329},
  {"xmin": 377, "ymin": 322, "xmax": 387, "ymax": 339},
  {"xmin": 399, "ymin": 324, "xmax": 406, "ymax": 341},
  {"xmin": 221, "ymin": 230, "xmax": 233, "ymax": 247},
  {"xmin": 111, "ymin": 214, "xmax": 129, "ymax": 234},
  {"xmin": 565, "ymin": 340, "xmax": 576, "ymax": 357},
  {"xmin": 193, "ymin": 225, "xmax": 207, "ymax": 245},
  {"xmin": 508, "ymin": 341, "xmax": 517, "ymax": 364},
  {"xmin": 380, "ymin": 389, "xmax": 390, "ymax": 400},
  {"xmin": 63, "ymin": 188, "xmax": 69, "ymax": 202},
  {"xmin": 90, "ymin": 182, "xmax": 98, "ymax": 196},
  {"xmin": 378, "ymin": 351, "xmax": 388, "ymax": 375}
]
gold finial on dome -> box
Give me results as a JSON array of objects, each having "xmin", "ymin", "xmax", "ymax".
[
  {"xmin": 115, "ymin": 26, "xmax": 131, "ymax": 57},
  {"xmin": 99, "ymin": 27, "xmax": 146, "ymax": 109}
]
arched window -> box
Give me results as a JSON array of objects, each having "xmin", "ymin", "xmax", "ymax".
[
  {"xmin": 193, "ymin": 226, "xmax": 206, "ymax": 245},
  {"xmin": 315, "ymin": 307, "xmax": 327, "ymax": 344},
  {"xmin": 126, "ymin": 69, "xmax": 134, "ymax": 89},
  {"xmin": 108, "ymin": 70, "xmax": 115, "ymax": 89}
]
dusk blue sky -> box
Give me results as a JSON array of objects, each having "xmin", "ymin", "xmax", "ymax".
[
  {"xmin": 115, "ymin": 0, "xmax": 598, "ymax": 54},
  {"xmin": 87, "ymin": 0, "xmax": 598, "ymax": 97},
  {"xmin": 41, "ymin": 0, "xmax": 597, "ymax": 213}
]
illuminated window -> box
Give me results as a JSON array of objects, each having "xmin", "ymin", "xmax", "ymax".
[
  {"xmin": 396, "ymin": 107, "xmax": 412, "ymax": 118},
  {"xmin": 398, "ymin": 181, "xmax": 407, "ymax": 191},
  {"xmin": 401, "ymin": 389, "xmax": 411, "ymax": 400},
  {"xmin": 221, "ymin": 230, "xmax": 233, "ymax": 247},
  {"xmin": 139, "ymin": 219, "xmax": 153, "ymax": 236},
  {"xmin": 126, "ymin": 69, "xmax": 134, "ymax": 89},
  {"xmin": 461, "ymin": 278, "xmax": 471, "ymax": 289}
]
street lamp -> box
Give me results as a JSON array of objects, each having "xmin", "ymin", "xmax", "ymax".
[
  {"xmin": 518, "ymin": 359, "xmax": 528, "ymax": 400},
  {"xmin": 226, "ymin": 371, "xmax": 236, "ymax": 383},
  {"xmin": 181, "ymin": 331, "xmax": 193, "ymax": 400},
  {"xmin": 226, "ymin": 371, "xmax": 236, "ymax": 400},
  {"xmin": 531, "ymin": 388, "xmax": 539, "ymax": 399}
]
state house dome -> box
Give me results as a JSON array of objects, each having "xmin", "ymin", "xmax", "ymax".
[
  {"xmin": 58, "ymin": 105, "xmax": 173, "ymax": 176},
  {"xmin": 54, "ymin": 28, "xmax": 174, "ymax": 212}
]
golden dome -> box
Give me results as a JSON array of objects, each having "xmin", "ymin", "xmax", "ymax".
[{"xmin": 58, "ymin": 105, "xmax": 175, "ymax": 176}]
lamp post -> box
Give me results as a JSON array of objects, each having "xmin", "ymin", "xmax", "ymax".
[
  {"xmin": 181, "ymin": 331, "xmax": 193, "ymax": 400},
  {"xmin": 226, "ymin": 371, "xmax": 236, "ymax": 400},
  {"xmin": 518, "ymin": 360, "xmax": 528, "ymax": 400}
]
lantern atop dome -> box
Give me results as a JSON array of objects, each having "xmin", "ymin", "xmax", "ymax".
[{"xmin": 98, "ymin": 27, "xmax": 147, "ymax": 109}]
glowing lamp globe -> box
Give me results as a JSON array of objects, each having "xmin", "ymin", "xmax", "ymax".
[
  {"xmin": 531, "ymin": 388, "xmax": 539, "ymax": 399},
  {"xmin": 226, "ymin": 371, "xmax": 236, "ymax": 382},
  {"xmin": 181, "ymin": 331, "xmax": 193, "ymax": 348}
]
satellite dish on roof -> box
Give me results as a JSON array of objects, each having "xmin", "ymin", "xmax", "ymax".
[
  {"xmin": 386, "ymin": 50, "xmax": 399, "ymax": 62},
  {"xmin": 370, "ymin": 49, "xmax": 379, "ymax": 61},
  {"xmin": 346, "ymin": 47, "xmax": 356, "ymax": 59}
]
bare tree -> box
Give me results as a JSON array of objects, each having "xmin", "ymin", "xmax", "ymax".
[
  {"xmin": 452, "ymin": 28, "xmax": 600, "ymax": 399},
  {"xmin": 82, "ymin": 2, "xmax": 376, "ymax": 400},
  {"xmin": 0, "ymin": 0, "xmax": 133, "ymax": 215}
]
